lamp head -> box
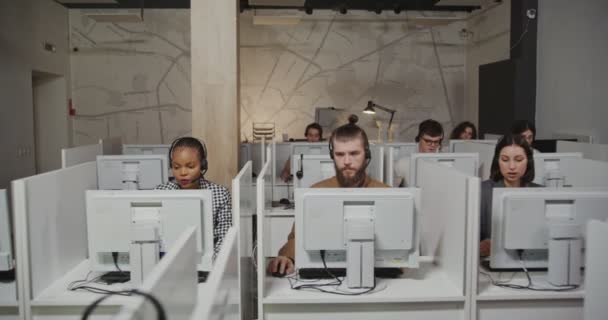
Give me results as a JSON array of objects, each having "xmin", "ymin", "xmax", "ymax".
[{"xmin": 363, "ymin": 101, "xmax": 376, "ymax": 115}]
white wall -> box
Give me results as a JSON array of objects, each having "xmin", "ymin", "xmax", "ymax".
[
  {"xmin": 0, "ymin": 0, "xmax": 70, "ymax": 188},
  {"xmin": 465, "ymin": 1, "xmax": 511, "ymax": 127},
  {"xmin": 536, "ymin": 0, "xmax": 608, "ymax": 143}
]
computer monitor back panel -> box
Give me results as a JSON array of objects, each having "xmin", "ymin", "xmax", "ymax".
[
  {"xmin": 86, "ymin": 190, "xmax": 213, "ymax": 272},
  {"xmin": 291, "ymin": 142, "xmax": 329, "ymax": 156},
  {"xmin": 122, "ymin": 144, "xmax": 171, "ymax": 156},
  {"xmin": 449, "ymin": 139, "xmax": 497, "ymax": 153},
  {"xmin": 409, "ymin": 153, "xmax": 479, "ymax": 187},
  {"xmin": 490, "ymin": 188, "xmax": 608, "ymax": 269},
  {"xmin": 295, "ymin": 188, "xmax": 420, "ymax": 269},
  {"xmin": 533, "ymin": 152, "xmax": 583, "ymax": 186},
  {"xmin": 97, "ymin": 155, "xmax": 169, "ymax": 190},
  {"xmin": 0, "ymin": 189, "xmax": 13, "ymax": 271}
]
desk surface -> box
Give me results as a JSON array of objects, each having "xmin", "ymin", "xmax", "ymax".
[
  {"xmin": 31, "ymin": 260, "xmax": 136, "ymax": 307},
  {"xmin": 0, "ymin": 281, "xmax": 17, "ymax": 307},
  {"xmin": 263, "ymin": 263, "xmax": 464, "ymax": 304},
  {"xmin": 477, "ymin": 267, "xmax": 585, "ymax": 301},
  {"xmin": 265, "ymin": 207, "xmax": 294, "ymax": 217}
]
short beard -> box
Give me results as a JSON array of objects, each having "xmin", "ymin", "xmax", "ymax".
[{"xmin": 335, "ymin": 165, "xmax": 367, "ymax": 188}]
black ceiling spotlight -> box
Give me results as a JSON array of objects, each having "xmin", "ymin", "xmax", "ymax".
[
  {"xmin": 338, "ymin": 4, "xmax": 347, "ymax": 14},
  {"xmin": 305, "ymin": 6, "xmax": 313, "ymax": 15},
  {"xmin": 393, "ymin": 5, "xmax": 402, "ymax": 14},
  {"xmin": 374, "ymin": 6, "xmax": 382, "ymax": 15}
]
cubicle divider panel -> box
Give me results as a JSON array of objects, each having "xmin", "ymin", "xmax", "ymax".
[
  {"xmin": 418, "ymin": 160, "xmax": 472, "ymax": 295},
  {"xmin": 584, "ymin": 220, "xmax": 608, "ymax": 320},
  {"xmin": 99, "ymin": 137, "xmax": 122, "ymax": 156},
  {"xmin": 192, "ymin": 227, "xmax": 240, "ymax": 320},
  {"xmin": 12, "ymin": 162, "xmax": 97, "ymax": 319},
  {"xmin": 561, "ymin": 158, "xmax": 608, "ymax": 188},
  {"xmin": 232, "ymin": 162, "xmax": 255, "ymax": 320},
  {"xmin": 557, "ymin": 140, "xmax": 608, "ymax": 162},
  {"xmin": 256, "ymin": 160, "xmax": 271, "ymax": 318},
  {"xmin": 465, "ymin": 176, "xmax": 481, "ymax": 320},
  {"xmin": 114, "ymin": 227, "xmax": 198, "ymax": 320},
  {"xmin": 61, "ymin": 144, "xmax": 103, "ymax": 168}
]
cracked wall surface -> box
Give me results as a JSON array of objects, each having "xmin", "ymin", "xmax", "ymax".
[{"xmin": 70, "ymin": 10, "xmax": 467, "ymax": 144}]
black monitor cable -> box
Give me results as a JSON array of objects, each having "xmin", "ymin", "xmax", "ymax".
[{"xmin": 81, "ymin": 289, "xmax": 166, "ymax": 320}]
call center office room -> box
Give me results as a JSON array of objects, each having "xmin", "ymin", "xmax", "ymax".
[{"xmin": 1, "ymin": 0, "xmax": 608, "ymax": 319}]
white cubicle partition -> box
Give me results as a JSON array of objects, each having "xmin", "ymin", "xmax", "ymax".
[
  {"xmin": 557, "ymin": 140, "xmax": 608, "ymax": 162},
  {"xmin": 231, "ymin": 162, "xmax": 255, "ymax": 320},
  {"xmin": 113, "ymin": 227, "xmax": 198, "ymax": 320},
  {"xmin": 192, "ymin": 227, "xmax": 240, "ymax": 320},
  {"xmin": 0, "ymin": 189, "xmax": 18, "ymax": 320},
  {"xmin": 61, "ymin": 143, "xmax": 103, "ymax": 168},
  {"xmin": 256, "ymin": 160, "xmax": 271, "ymax": 318},
  {"xmin": 12, "ymin": 162, "xmax": 98, "ymax": 319},
  {"xmin": 418, "ymin": 160, "xmax": 479, "ymax": 320},
  {"xmin": 99, "ymin": 137, "xmax": 122, "ymax": 156},
  {"xmin": 383, "ymin": 143, "xmax": 418, "ymax": 186},
  {"xmin": 584, "ymin": 220, "xmax": 608, "ymax": 320},
  {"xmin": 453, "ymin": 141, "xmax": 495, "ymax": 180}
]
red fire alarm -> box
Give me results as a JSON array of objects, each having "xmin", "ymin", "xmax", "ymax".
[{"xmin": 68, "ymin": 98, "xmax": 76, "ymax": 116}]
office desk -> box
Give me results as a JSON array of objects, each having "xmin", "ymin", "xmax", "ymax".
[
  {"xmin": 473, "ymin": 267, "xmax": 584, "ymax": 320},
  {"xmin": 261, "ymin": 262, "xmax": 467, "ymax": 320}
]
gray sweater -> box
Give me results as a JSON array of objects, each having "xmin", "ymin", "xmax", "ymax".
[{"xmin": 480, "ymin": 179, "xmax": 542, "ymax": 241}]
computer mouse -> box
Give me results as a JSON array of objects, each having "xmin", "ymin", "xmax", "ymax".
[
  {"xmin": 279, "ymin": 198, "xmax": 290, "ymax": 205},
  {"xmin": 272, "ymin": 271, "xmax": 287, "ymax": 278}
]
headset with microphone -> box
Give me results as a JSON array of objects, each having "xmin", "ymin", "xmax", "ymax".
[
  {"xmin": 328, "ymin": 120, "xmax": 372, "ymax": 168},
  {"xmin": 168, "ymin": 137, "xmax": 208, "ymax": 177},
  {"xmin": 296, "ymin": 153, "xmax": 304, "ymax": 180}
]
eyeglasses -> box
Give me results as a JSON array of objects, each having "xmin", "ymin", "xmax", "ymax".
[{"xmin": 421, "ymin": 137, "xmax": 442, "ymax": 146}]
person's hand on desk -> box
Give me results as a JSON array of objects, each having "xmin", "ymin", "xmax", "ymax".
[
  {"xmin": 267, "ymin": 256, "xmax": 294, "ymax": 276},
  {"xmin": 479, "ymin": 239, "xmax": 491, "ymax": 257}
]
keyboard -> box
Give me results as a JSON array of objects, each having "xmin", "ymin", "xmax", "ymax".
[
  {"xmin": 298, "ymin": 267, "xmax": 402, "ymax": 279},
  {"xmin": 0, "ymin": 269, "xmax": 15, "ymax": 281},
  {"xmin": 99, "ymin": 271, "xmax": 209, "ymax": 284}
]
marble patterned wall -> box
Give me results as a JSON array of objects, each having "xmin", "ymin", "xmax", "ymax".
[
  {"xmin": 240, "ymin": 11, "xmax": 467, "ymax": 142},
  {"xmin": 69, "ymin": 10, "xmax": 192, "ymax": 145},
  {"xmin": 69, "ymin": 10, "xmax": 468, "ymax": 144}
]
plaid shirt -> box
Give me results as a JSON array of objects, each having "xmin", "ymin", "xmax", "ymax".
[{"xmin": 155, "ymin": 178, "xmax": 232, "ymax": 258}]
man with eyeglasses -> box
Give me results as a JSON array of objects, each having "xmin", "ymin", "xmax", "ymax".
[{"xmin": 395, "ymin": 119, "xmax": 444, "ymax": 186}]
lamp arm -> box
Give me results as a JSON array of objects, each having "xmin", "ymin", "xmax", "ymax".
[{"xmin": 372, "ymin": 104, "xmax": 396, "ymax": 114}]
